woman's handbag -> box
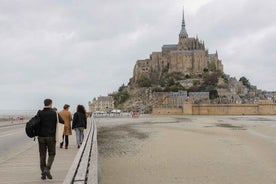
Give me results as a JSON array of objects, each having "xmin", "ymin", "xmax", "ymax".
[{"xmin": 55, "ymin": 112, "xmax": 64, "ymax": 143}]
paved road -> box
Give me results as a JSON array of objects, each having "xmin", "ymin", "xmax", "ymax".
[{"xmin": 0, "ymin": 123, "xmax": 34, "ymax": 164}]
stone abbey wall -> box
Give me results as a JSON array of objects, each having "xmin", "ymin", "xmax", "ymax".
[
  {"xmin": 153, "ymin": 103, "xmax": 276, "ymax": 115},
  {"xmin": 152, "ymin": 107, "xmax": 183, "ymax": 115}
]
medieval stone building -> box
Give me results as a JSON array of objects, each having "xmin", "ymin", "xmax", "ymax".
[
  {"xmin": 89, "ymin": 96, "xmax": 114, "ymax": 112},
  {"xmin": 132, "ymin": 11, "xmax": 223, "ymax": 85}
]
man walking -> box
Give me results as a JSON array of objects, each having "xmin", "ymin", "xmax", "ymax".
[{"xmin": 37, "ymin": 99, "xmax": 64, "ymax": 180}]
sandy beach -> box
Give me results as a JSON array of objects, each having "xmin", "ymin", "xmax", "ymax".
[{"xmin": 96, "ymin": 115, "xmax": 276, "ymax": 184}]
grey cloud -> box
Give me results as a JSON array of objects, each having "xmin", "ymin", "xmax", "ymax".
[{"xmin": 0, "ymin": 0, "xmax": 275, "ymax": 110}]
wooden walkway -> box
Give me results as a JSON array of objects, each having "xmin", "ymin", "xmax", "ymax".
[{"xmin": 0, "ymin": 134, "xmax": 79, "ymax": 184}]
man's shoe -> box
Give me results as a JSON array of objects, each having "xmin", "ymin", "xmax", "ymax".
[
  {"xmin": 44, "ymin": 169, "xmax": 53, "ymax": 180},
  {"xmin": 41, "ymin": 173, "xmax": 46, "ymax": 180},
  {"xmin": 65, "ymin": 146, "xmax": 68, "ymax": 149}
]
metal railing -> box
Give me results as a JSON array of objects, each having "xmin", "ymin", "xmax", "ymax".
[{"xmin": 63, "ymin": 115, "xmax": 100, "ymax": 184}]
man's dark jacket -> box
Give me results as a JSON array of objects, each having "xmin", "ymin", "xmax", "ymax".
[{"xmin": 37, "ymin": 107, "xmax": 64, "ymax": 137}]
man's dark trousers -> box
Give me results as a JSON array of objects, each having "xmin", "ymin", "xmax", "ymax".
[{"xmin": 38, "ymin": 137, "xmax": 56, "ymax": 173}]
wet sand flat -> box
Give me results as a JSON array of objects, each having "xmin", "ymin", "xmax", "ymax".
[{"xmin": 97, "ymin": 115, "xmax": 276, "ymax": 184}]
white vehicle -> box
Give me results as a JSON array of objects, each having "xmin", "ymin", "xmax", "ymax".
[{"xmin": 111, "ymin": 109, "xmax": 121, "ymax": 114}]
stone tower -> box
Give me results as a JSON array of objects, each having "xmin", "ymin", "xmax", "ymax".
[{"xmin": 178, "ymin": 9, "xmax": 189, "ymax": 49}]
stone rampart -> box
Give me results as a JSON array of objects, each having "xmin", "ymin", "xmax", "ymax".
[
  {"xmin": 152, "ymin": 107, "xmax": 183, "ymax": 115},
  {"xmin": 153, "ymin": 103, "xmax": 276, "ymax": 115}
]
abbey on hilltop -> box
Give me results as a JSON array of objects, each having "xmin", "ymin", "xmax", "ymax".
[
  {"xmin": 131, "ymin": 10, "xmax": 223, "ymax": 85},
  {"xmin": 89, "ymin": 10, "xmax": 276, "ymax": 115}
]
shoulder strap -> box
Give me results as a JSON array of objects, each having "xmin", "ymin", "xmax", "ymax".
[
  {"xmin": 37, "ymin": 110, "xmax": 41, "ymax": 117},
  {"xmin": 56, "ymin": 112, "xmax": 60, "ymax": 124}
]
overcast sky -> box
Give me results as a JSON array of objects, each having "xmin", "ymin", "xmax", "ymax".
[{"xmin": 0, "ymin": 0, "xmax": 275, "ymax": 111}]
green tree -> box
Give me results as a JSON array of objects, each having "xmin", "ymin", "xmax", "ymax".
[
  {"xmin": 239, "ymin": 76, "xmax": 250, "ymax": 88},
  {"xmin": 152, "ymin": 87, "xmax": 163, "ymax": 92},
  {"xmin": 159, "ymin": 72, "xmax": 185, "ymax": 87},
  {"xmin": 128, "ymin": 78, "xmax": 133, "ymax": 85},
  {"xmin": 118, "ymin": 84, "xmax": 125, "ymax": 92},
  {"xmin": 168, "ymin": 78, "xmax": 175, "ymax": 86},
  {"xmin": 137, "ymin": 76, "xmax": 152, "ymax": 87},
  {"xmin": 208, "ymin": 63, "xmax": 217, "ymax": 72},
  {"xmin": 111, "ymin": 92, "xmax": 130, "ymax": 108},
  {"xmin": 168, "ymin": 84, "xmax": 185, "ymax": 92},
  {"xmin": 185, "ymin": 74, "xmax": 191, "ymax": 79},
  {"xmin": 203, "ymin": 73, "xmax": 218, "ymax": 86},
  {"xmin": 193, "ymin": 80, "xmax": 201, "ymax": 86},
  {"xmin": 209, "ymin": 89, "xmax": 219, "ymax": 99}
]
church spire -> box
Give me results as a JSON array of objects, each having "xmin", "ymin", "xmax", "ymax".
[
  {"xmin": 179, "ymin": 7, "xmax": 188, "ymax": 38},
  {"xmin": 182, "ymin": 7, "xmax": 185, "ymax": 27}
]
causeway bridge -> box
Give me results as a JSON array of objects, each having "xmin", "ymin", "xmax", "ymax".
[{"xmin": 0, "ymin": 116, "xmax": 99, "ymax": 184}]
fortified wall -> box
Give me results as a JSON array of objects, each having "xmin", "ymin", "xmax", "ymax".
[{"xmin": 153, "ymin": 101, "xmax": 276, "ymax": 115}]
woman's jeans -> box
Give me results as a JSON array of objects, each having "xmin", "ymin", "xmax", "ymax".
[{"xmin": 75, "ymin": 127, "xmax": 84, "ymax": 145}]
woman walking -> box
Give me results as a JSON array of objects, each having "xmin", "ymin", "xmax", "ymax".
[
  {"xmin": 72, "ymin": 105, "xmax": 87, "ymax": 148},
  {"xmin": 59, "ymin": 104, "xmax": 72, "ymax": 149}
]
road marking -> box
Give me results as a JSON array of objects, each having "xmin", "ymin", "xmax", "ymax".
[
  {"xmin": 0, "ymin": 132, "xmax": 21, "ymax": 138},
  {"xmin": 0, "ymin": 124, "xmax": 25, "ymax": 130}
]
